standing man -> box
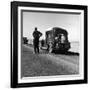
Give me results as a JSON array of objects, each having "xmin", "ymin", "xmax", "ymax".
[{"xmin": 32, "ymin": 27, "xmax": 42, "ymax": 53}]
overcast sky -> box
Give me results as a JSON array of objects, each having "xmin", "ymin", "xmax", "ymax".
[{"xmin": 23, "ymin": 11, "xmax": 81, "ymax": 42}]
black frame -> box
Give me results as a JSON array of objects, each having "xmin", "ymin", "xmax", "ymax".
[{"xmin": 11, "ymin": 1, "xmax": 88, "ymax": 88}]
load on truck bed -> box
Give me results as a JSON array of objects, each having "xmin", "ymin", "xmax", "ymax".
[{"xmin": 45, "ymin": 27, "xmax": 71, "ymax": 53}]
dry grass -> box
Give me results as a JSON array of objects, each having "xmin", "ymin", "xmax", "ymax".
[{"xmin": 21, "ymin": 45, "xmax": 79, "ymax": 78}]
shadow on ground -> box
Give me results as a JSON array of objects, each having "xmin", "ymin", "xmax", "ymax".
[
  {"xmin": 54, "ymin": 51, "xmax": 79, "ymax": 56},
  {"xmin": 26, "ymin": 44, "xmax": 79, "ymax": 56}
]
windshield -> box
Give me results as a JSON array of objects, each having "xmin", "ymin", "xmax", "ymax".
[{"xmin": 55, "ymin": 34, "xmax": 66, "ymax": 43}]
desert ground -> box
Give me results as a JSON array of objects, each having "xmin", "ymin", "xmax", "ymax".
[{"xmin": 21, "ymin": 44, "xmax": 79, "ymax": 78}]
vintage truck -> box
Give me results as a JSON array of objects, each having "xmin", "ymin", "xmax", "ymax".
[{"xmin": 45, "ymin": 27, "xmax": 71, "ymax": 53}]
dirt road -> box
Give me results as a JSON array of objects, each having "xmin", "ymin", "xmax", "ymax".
[{"xmin": 21, "ymin": 44, "xmax": 79, "ymax": 77}]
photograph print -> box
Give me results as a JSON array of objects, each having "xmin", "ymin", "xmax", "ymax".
[{"xmin": 11, "ymin": 1, "xmax": 87, "ymax": 88}]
